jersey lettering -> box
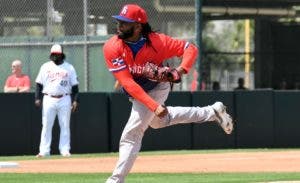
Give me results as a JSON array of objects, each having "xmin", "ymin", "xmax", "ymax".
[{"xmin": 47, "ymin": 71, "xmax": 68, "ymax": 80}]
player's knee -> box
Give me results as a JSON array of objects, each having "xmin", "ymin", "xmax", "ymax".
[
  {"xmin": 149, "ymin": 123, "xmax": 161, "ymax": 129},
  {"xmin": 149, "ymin": 116, "xmax": 169, "ymax": 129},
  {"xmin": 120, "ymin": 128, "xmax": 144, "ymax": 142}
]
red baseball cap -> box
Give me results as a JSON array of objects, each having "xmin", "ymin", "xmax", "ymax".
[{"xmin": 112, "ymin": 4, "xmax": 148, "ymax": 24}]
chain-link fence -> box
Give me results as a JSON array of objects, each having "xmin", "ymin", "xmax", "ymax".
[{"xmin": 0, "ymin": 0, "xmax": 253, "ymax": 92}]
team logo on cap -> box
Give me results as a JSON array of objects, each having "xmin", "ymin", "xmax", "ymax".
[{"xmin": 121, "ymin": 6, "xmax": 128, "ymax": 15}]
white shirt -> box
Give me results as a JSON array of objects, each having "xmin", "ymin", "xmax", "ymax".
[{"xmin": 35, "ymin": 61, "xmax": 79, "ymax": 95}]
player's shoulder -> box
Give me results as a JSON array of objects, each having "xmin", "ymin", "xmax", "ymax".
[
  {"xmin": 62, "ymin": 61, "xmax": 77, "ymax": 71},
  {"xmin": 151, "ymin": 32, "xmax": 187, "ymax": 47},
  {"xmin": 149, "ymin": 32, "xmax": 169, "ymax": 40},
  {"xmin": 104, "ymin": 35, "xmax": 122, "ymax": 50},
  {"xmin": 62, "ymin": 61, "xmax": 75, "ymax": 68},
  {"xmin": 103, "ymin": 35, "xmax": 123, "ymax": 58},
  {"xmin": 148, "ymin": 32, "xmax": 172, "ymax": 47},
  {"xmin": 40, "ymin": 61, "xmax": 52, "ymax": 68}
]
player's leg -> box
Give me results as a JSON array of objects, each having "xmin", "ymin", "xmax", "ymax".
[
  {"xmin": 151, "ymin": 104, "xmax": 233, "ymax": 134},
  {"xmin": 165, "ymin": 103, "xmax": 233, "ymax": 134},
  {"xmin": 150, "ymin": 105, "xmax": 216, "ymax": 128},
  {"xmin": 106, "ymin": 99, "xmax": 155, "ymax": 183},
  {"xmin": 37, "ymin": 96, "xmax": 57, "ymax": 157},
  {"xmin": 57, "ymin": 96, "xmax": 72, "ymax": 156},
  {"xmin": 149, "ymin": 83, "xmax": 233, "ymax": 134}
]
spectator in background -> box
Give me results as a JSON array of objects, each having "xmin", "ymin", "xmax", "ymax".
[
  {"xmin": 4, "ymin": 59, "xmax": 31, "ymax": 93},
  {"xmin": 234, "ymin": 77, "xmax": 248, "ymax": 90},
  {"xmin": 279, "ymin": 79, "xmax": 288, "ymax": 90},
  {"xmin": 212, "ymin": 81, "xmax": 220, "ymax": 91},
  {"xmin": 294, "ymin": 82, "xmax": 300, "ymax": 90}
]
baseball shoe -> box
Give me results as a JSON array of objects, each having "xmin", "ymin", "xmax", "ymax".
[
  {"xmin": 61, "ymin": 152, "xmax": 71, "ymax": 157},
  {"xmin": 211, "ymin": 101, "xmax": 233, "ymax": 135},
  {"xmin": 36, "ymin": 154, "xmax": 44, "ymax": 158},
  {"xmin": 36, "ymin": 153, "xmax": 49, "ymax": 158}
]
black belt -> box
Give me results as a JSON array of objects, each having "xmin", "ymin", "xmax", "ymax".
[{"xmin": 44, "ymin": 93, "xmax": 68, "ymax": 98}]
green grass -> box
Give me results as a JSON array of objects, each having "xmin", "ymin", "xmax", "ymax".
[{"xmin": 1, "ymin": 173, "xmax": 300, "ymax": 183}]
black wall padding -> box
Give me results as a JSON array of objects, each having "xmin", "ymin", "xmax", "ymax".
[
  {"xmin": 2, "ymin": 91, "xmax": 300, "ymax": 155},
  {"xmin": 235, "ymin": 90, "xmax": 274, "ymax": 148},
  {"xmin": 30, "ymin": 94, "xmax": 43, "ymax": 155},
  {"xmin": 274, "ymin": 91, "xmax": 300, "ymax": 147},
  {"xmin": 108, "ymin": 93, "xmax": 132, "ymax": 152},
  {"xmin": 142, "ymin": 92, "xmax": 193, "ymax": 151},
  {"xmin": 71, "ymin": 93, "xmax": 109, "ymax": 153},
  {"xmin": 192, "ymin": 91, "xmax": 235, "ymax": 149},
  {"xmin": 0, "ymin": 93, "xmax": 32, "ymax": 155}
]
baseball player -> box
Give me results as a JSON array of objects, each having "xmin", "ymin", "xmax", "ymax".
[
  {"xmin": 103, "ymin": 4, "xmax": 233, "ymax": 183},
  {"xmin": 35, "ymin": 44, "xmax": 79, "ymax": 158}
]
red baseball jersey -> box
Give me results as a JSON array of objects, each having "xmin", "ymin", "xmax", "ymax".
[{"xmin": 103, "ymin": 32, "xmax": 198, "ymax": 111}]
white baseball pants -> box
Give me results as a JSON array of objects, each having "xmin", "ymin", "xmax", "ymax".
[
  {"xmin": 106, "ymin": 82, "xmax": 217, "ymax": 183},
  {"xmin": 38, "ymin": 95, "xmax": 72, "ymax": 156}
]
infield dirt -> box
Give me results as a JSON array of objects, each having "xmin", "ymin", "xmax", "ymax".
[{"xmin": 0, "ymin": 150, "xmax": 300, "ymax": 173}]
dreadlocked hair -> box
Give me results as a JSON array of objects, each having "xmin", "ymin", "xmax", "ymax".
[
  {"xmin": 141, "ymin": 23, "xmax": 155, "ymax": 46},
  {"xmin": 141, "ymin": 23, "xmax": 158, "ymax": 52}
]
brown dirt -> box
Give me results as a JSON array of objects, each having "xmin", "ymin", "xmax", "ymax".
[{"xmin": 1, "ymin": 150, "xmax": 300, "ymax": 173}]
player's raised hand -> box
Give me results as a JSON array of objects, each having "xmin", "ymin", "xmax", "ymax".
[{"xmin": 154, "ymin": 105, "xmax": 168, "ymax": 118}]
